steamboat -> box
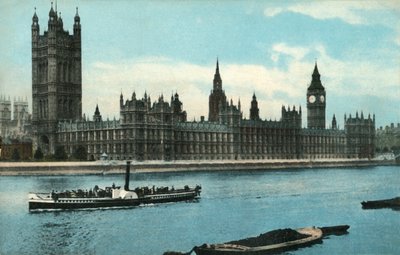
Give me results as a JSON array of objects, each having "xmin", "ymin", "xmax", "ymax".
[{"xmin": 28, "ymin": 161, "xmax": 201, "ymax": 211}]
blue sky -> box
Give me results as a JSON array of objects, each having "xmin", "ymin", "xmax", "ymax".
[{"xmin": 0, "ymin": 0, "xmax": 399, "ymax": 129}]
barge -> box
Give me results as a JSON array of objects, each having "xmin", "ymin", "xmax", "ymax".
[
  {"xmin": 164, "ymin": 225, "xmax": 349, "ymax": 255},
  {"xmin": 29, "ymin": 161, "xmax": 201, "ymax": 211},
  {"xmin": 361, "ymin": 197, "xmax": 400, "ymax": 210}
]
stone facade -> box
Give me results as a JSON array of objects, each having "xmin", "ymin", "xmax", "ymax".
[
  {"xmin": 34, "ymin": 5, "xmax": 375, "ymax": 161},
  {"xmin": 375, "ymin": 123, "xmax": 400, "ymax": 152},
  {"xmin": 56, "ymin": 61, "xmax": 375, "ymax": 161},
  {"xmin": 31, "ymin": 5, "xmax": 82, "ymax": 154},
  {"xmin": 0, "ymin": 138, "xmax": 33, "ymax": 160},
  {"xmin": 0, "ymin": 96, "xmax": 31, "ymax": 139}
]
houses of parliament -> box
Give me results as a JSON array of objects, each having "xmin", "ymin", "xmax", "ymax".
[{"xmin": 24, "ymin": 5, "xmax": 376, "ymax": 161}]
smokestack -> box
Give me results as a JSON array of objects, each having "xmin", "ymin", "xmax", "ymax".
[{"xmin": 124, "ymin": 161, "xmax": 131, "ymax": 191}]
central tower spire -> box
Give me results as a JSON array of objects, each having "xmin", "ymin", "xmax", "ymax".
[
  {"xmin": 209, "ymin": 58, "xmax": 227, "ymax": 122},
  {"xmin": 213, "ymin": 58, "xmax": 222, "ymax": 91}
]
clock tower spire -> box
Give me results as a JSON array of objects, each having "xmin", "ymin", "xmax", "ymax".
[{"xmin": 307, "ymin": 61, "xmax": 326, "ymax": 129}]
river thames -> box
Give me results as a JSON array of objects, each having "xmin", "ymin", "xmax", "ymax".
[{"xmin": 0, "ymin": 165, "xmax": 399, "ymax": 255}]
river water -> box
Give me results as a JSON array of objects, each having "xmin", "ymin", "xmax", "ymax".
[{"xmin": 0, "ymin": 165, "xmax": 399, "ymax": 255}]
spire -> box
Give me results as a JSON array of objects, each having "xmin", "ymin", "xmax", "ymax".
[
  {"xmin": 213, "ymin": 58, "xmax": 222, "ymax": 90},
  {"xmin": 32, "ymin": 7, "xmax": 38, "ymax": 24},
  {"xmin": 49, "ymin": 2, "xmax": 56, "ymax": 17},
  {"xmin": 93, "ymin": 104, "xmax": 102, "ymax": 122},
  {"xmin": 332, "ymin": 114, "xmax": 337, "ymax": 130},
  {"xmin": 95, "ymin": 104, "xmax": 100, "ymax": 115},
  {"xmin": 74, "ymin": 7, "xmax": 80, "ymax": 23},
  {"xmin": 58, "ymin": 12, "xmax": 63, "ymax": 28},
  {"xmin": 313, "ymin": 61, "xmax": 320, "ymax": 76},
  {"xmin": 308, "ymin": 61, "xmax": 324, "ymax": 90}
]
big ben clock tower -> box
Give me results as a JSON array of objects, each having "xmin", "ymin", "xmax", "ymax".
[{"xmin": 307, "ymin": 62, "xmax": 326, "ymax": 129}]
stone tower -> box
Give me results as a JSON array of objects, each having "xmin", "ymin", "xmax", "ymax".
[
  {"xmin": 208, "ymin": 59, "xmax": 227, "ymax": 122},
  {"xmin": 307, "ymin": 62, "xmax": 326, "ymax": 129},
  {"xmin": 31, "ymin": 4, "xmax": 82, "ymax": 153},
  {"xmin": 250, "ymin": 93, "xmax": 260, "ymax": 121}
]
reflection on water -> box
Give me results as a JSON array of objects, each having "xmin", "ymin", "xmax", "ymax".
[{"xmin": 0, "ymin": 165, "xmax": 399, "ymax": 255}]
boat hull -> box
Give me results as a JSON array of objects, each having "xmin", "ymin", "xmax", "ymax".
[
  {"xmin": 29, "ymin": 191, "xmax": 199, "ymax": 211},
  {"xmin": 361, "ymin": 197, "xmax": 400, "ymax": 209},
  {"xmin": 193, "ymin": 227, "xmax": 323, "ymax": 255}
]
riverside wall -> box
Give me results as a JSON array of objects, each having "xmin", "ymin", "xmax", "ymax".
[{"xmin": 0, "ymin": 159, "xmax": 396, "ymax": 176}]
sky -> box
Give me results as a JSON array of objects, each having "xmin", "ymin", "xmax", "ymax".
[{"xmin": 0, "ymin": 0, "xmax": 399, "ymax": 129}]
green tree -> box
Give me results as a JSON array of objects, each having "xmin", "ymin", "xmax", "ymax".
[
  {"xmin": 12, "ymin": 148, "xmax": 20, "ymax": 161},
  {"xmin": 34, "ymin": 147, "xmax": 44, "ymax": 160},
  {"xmin": 54, "ymin": 146, "xmax": 68, "ymax": 161},
  {"xmin": 73, "ymin": 145, "xmax": 87, "ymax": 161}
]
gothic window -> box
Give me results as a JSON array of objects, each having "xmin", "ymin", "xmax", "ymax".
[
  {"xmin": 68, "ymin": 63, "xmax": 72, "ymax": 82},
  {"xmin": 58, "ymin": 99, "xmax": 62, "ymax": 116},
  {"xmin": 45, "ymin": 62, "xmax": 48, "ymax": 82},
  {"xmin": 64, "ymin": 99, "xmax": 68, "ymax": 114},
  {"xmin": 57, "ymin": 62, "xmax": 62, "ymax": 82},
  {"xmin": 63, "ymin": 62, "xmax": 67, "ymax": 82},
  {"xmin": 69, "ymin": 99, "xmax": 73, "ymax": 116},
  {"xmin": 39, "ymin": 100, "xmax": 42, "ymax": 118}
]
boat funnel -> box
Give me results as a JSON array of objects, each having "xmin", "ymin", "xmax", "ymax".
[{"xmin": 124, "ymin": 161, "xmax": 131, "ymax": 191}]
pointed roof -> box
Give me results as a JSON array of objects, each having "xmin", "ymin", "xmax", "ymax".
[
  {"xmin": 33, "ymin": 7, "xmax": 38, "ymax": 22},
  {"xmin": 214, "ymin": 58, "xmax": 221, "ymax": 82},
  {"xmin": 94, "ymin": 104, "xmax": 100, "ymax": 115},
  {"xmin": 49, "ymin": 2, "xmax": 56, "ymax": 17},
  {"xmin": 75, "ymin": 7, "xmax": 80, "ymax": 22},
  {"xmin": 308, "ymin": 61, "xmax": 325, "ymax": 90}
]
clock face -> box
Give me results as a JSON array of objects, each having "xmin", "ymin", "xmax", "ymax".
[
  {"xmin": 320, "ymin": 95, "xmax": 325, "ymax": 103},
  {"xmin": 308, "ymin": 95, "xmax": 316, "ymax": 103}
]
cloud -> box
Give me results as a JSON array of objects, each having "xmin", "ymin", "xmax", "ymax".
[
  {"xmin": 83, "ymin": 56, "xmax": 309, "ymax": 121},
  {"xmin": 271, "ymin": 43, "xmax": 309, "ymax": 62},
  {"xmin": 83, "ymin": 42, "xmax": 399, "ymax": 125},
  {"xmin": 264, "ymin": 1, "xmax": 400, "ymax": 25},
  {"xmin": 263, "ymin": 7, "xmax": 283, "ymax": 17}
]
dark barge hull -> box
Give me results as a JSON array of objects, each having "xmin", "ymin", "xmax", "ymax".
[
  {"xmin": 29, "ymin": 193, "xmax": 198, "ymax": 211},
  {"xmin": 361, "ymin": 197, "xmax": 400, "ymax": 209},
  {"xmin": 189, "ymin": 225, "xmax": 349, "ymax": 255},
  {"xmin": 193, "ymin": 239, "xmax": 323, "ymax": 255},
  {"xmin": 192, "ymin": 227, "xmax": 324, "ymax": 255}
]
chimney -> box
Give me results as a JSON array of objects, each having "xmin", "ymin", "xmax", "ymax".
[{"xmin": 124, "ymin": 161, "xmax": 131, "ymax": 191}]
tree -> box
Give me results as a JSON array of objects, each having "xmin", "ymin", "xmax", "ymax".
[
  {"xmin": 12, "ymin": 148, "xmax": 20, "ymax": 161},
  {"xmin": 54, "ymin": 146, "xmax": 68, "ymax": 161},
  {"xmin": 34, "ymin": 147, "xmax": 44, "ymax": 160},
  {"xmin": 73, "ymin": 145, "xmax": 87, "ymax": 161}
]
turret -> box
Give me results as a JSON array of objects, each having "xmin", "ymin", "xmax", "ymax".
[
  {"xmin": 32, "ymin": 8, "xmax": 39, "ymax": 57},
  {"xmin": 73, "ymin": 7, "xmax": 81, "ymax": 37},
  {"xmin": 250, "ymin": 93, "xmax": 260, "ymax": 121},
  {"xmin": 332, "ymin": 114, "xmax": 337, "ymax": 130},
  {"xmin": 32, "ymin": 7, "xmax": 39, "ymax": 34},
  {"xmin": 93, "ymin": 104, "xmax": 102, "ymax": 122},
  {"xmin": 48, "ymin": 2, "xmax": 57, "ymax": 32},
  {"xmin": 120, "ymin": 93, "xmax": 124, "ymax": 108}
]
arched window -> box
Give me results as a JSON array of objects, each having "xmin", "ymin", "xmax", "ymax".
[{"xmin": 39, "ymin": 100, "xmax": 42, "ymax": 118}]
